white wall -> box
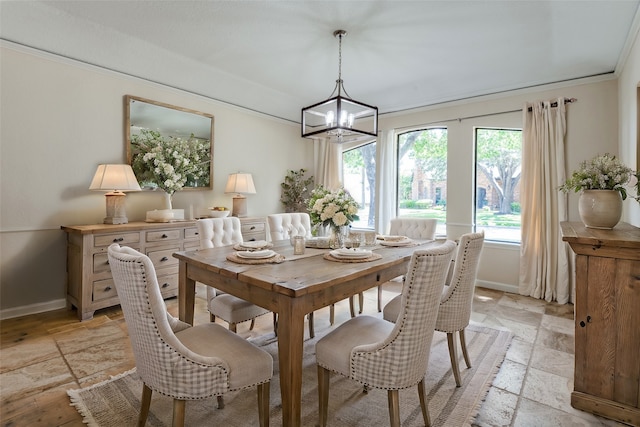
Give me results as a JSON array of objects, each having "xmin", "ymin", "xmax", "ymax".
[
  {"xmin": 0, "ymin": 42, "xmax": 313, "ymax": 316},
  {"xmin": 618, "ymin": 28, "xmax": 640, "ymax": 227},
  {"xmin": 378, "ymin": 77, "xmax": 620, "ymax": 293}
]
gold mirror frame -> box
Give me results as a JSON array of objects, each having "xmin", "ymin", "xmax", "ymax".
[{"xmin": 125, "ymin": 95, "xmax": 214, "ymax": 190}]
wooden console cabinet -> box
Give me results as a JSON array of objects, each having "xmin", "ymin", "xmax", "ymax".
[
  {"xmin": 62, "ymin": 217, "xmax": 266, "ymax": 321},
  {"xmin": 561, "ymin": 221, "xmax": 640, "ymax": 426}
]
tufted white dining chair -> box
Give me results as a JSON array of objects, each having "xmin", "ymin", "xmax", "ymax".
[
  {"xmin": 375, "ymin": 217, "xmax": 438, "ymax": 311},
  {"xmin": 316, "ymin": 240, "xmax": 456, "ymax": 427},
  {"xmin": 198, "ymin": 217, "xmax": 271, "ymax": 333},
  {"xmin": 383, "ymin": 231, "xmax": 484, "ymax": 387},
  {"xmin": 107, "ymin": 244, "xmax": 272, "ymax": 427}
]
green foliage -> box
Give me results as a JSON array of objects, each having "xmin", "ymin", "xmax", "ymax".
[
  {"xmin": 280, "ymin": 169, "xmax": 314, "ymax": 213},
  {"xmin": 510, "ymin": 202, "xmax": 521, "ymax": 213}
]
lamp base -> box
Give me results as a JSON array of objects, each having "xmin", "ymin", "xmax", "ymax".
[
  {"xmin": 231, "ymin": 195, "xmax": 248, "ymax": 218},
  {"xmin": 104, "ymin": 192, "xmax": 129, "ymax": 225}
]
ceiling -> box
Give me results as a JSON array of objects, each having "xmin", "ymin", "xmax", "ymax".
[{"xmin": 2, "ymin": 1, "xmax": 639, "ymax": 124}]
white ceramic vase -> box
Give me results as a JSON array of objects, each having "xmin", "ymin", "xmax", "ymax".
[{"xmin": 578, "ymin": 189, "xmax": 622, "ymax": 229}]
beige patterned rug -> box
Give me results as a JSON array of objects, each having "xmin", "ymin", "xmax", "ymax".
[{"xmin": 68, "ymin": 322, "xmax": 512, "ymax": 426}]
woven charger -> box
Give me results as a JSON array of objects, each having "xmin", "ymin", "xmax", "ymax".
[
  {"xmin": 323, "ymin": 252, "xmax": 382, "ymax": 263},
  {"xmin": 226, "ymin": 252, "xmax": 285, "ymax": 264}
]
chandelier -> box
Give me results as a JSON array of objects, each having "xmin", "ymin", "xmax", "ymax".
[{"xmin": 301, "ymin": 30, "xmax": 378, "ymax": 143}]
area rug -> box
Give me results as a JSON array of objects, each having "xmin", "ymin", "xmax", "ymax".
[{"xmin": 68, "ymin": 322, "xmax": 512, "ymax": 426}]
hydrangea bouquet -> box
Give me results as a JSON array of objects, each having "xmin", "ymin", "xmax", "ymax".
[
  {"xmin": 130, "ymin": 129, "xmax": 210, "ymax": 205},
  {"xmin": 308, "ymin": 185, "xmax": 359, "ymax": 230},
  {"xmin": 559, "ymin": 153, "xmax": 635, "ymax": 200}
]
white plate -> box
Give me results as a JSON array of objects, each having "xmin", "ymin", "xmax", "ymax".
[
  {"xmin": 378, "ymin": 235, "xmax": 408, "ymax": 242},
  {"xmin": 236, "ymin": 249, "xmax": 275, "ymax": 259},
  {"xmin": 239, "ymin": 240, "xmax": 269, "ymax": 249},
  {"xmin": 330, "ymin": 249, "xmax": 372, "ymax": 259},
  {"xmin": 379, "ymin": 238, "xmax": 413, "ymax": 247}
]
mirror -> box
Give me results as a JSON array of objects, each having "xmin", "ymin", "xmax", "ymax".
[{"xmin": 125, "ymin": 95, "xmax": 214, "ymax": 190}]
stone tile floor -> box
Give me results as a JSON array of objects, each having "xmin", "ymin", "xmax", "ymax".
[{"xmin": 0, "ymin": 284, "xmax": 628, "ymax": 426}]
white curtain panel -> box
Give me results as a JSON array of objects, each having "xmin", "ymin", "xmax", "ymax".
[
  {"xmin": 519, "ymin": 98, "xmax": 573, "ymax": 304},
  {"xmin": 313, "ymin": 138, "xmax": 342, "ymax": 190},
  {"xmin": 376, "ymin": 129, "xmax": 397, "ymax": 233}
]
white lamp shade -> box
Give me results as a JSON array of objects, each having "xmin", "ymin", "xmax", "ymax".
[
  {"xmin": 89, "ymin": 164, "xmax": 141, "ymax": 192},
  {"xmin": 224, "ymin": 173, "xmax": 256, "ymax": 195}
]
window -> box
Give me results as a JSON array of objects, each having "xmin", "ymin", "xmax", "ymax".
[
  {"xmin": 396, "ymin": 128, "xmax": 447, "ymax": 236},
  {"xmin": 474, "ymin": 128, "xmax": 522, "ymax": 243},
  {"xmin": 342, "ymin": 141, "xmax": 376, "ymax": 229}
]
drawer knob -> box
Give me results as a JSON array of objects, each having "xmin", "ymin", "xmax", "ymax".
[
  {"xmin": 161, "ymin": 234, "xmax": 168, "ymax": 239},
  {"xmin": 195, "ymin": 232, "xmax": 199, "ymax": 235},
  {"xmin": 250, "ymin": 226, "xmax": 256, "ymax": 230},
  {"xmin": 112, "ymin": 237, "xmax": 124, "ymax": 243},
  {"xmin": 104, "ymin": 286, "xmax": 112, "ymax": 292},
  {"xmin": 162, "ymin": 283, "xmax": 169, "ymax": 288},
  {"xmin": 160, "ymin": 256, "xmax": 169, "ymax": 262}
]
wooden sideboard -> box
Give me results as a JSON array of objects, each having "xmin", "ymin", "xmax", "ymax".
[
  {"xmin": 561, "ymin": 221, "xmax": 640, "ymax": 426},
  {"xmin": 62, "ymin": 217, "xmax": 267, "ymax": 321}
]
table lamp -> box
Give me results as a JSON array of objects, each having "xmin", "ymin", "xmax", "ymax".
[
  {"xmin": 225, "ymin": 172, "xmax": 256, "ymax": 217},
  {"xmin": 89, "ymin": 164, "xmax": 141, "ymax": 224}
]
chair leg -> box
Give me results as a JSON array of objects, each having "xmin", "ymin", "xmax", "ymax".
[
  {"xmin": 329, "ymin": 304, "xmax": 335, "ymax": 325},
  {"xmin": 377, "ymin": 284, "xmax": 383, "ymax": 312},
  {"xmin": 249, "ymin": 318, "xmax": 256, "ymax": 330},
  {"xmin": 349, "ymin": 296, "xmax": 356, "ymax": 318},
  {"xmin": 257, "ymin": 382, "xmax": 270, "ymax": 427},
  {"xmin": 137, "ymin": 383, "xmax": 152, "ymax": 427},
  {"xmin": 358, "ymin": 292, "xmax": 364, "ymax": 314},
  {"xmin": 308, "ymin": 312, "xmax": 315, "ymax": 339},
  {"xmin": 418, "ymin": 378, "xmax": 431, "ymax": 426},
  {"xmin": 273, "ymin": 313, "xmax": 278, "ymax": 337},
  {"xmin": 209, "ymin": 313, "xmax": 215, "ymax": 323},
  {"xmin": 446, "ymin": 332, "xmax": 462, "ymax": 387},
  {"xmin": 217, "ymin": 395, "xmax": 225, "ymax": 409},
  {"xmin": 387, "ymin": 389, "xmax": 401, "ymax": 427},
  {"xmin": 229, "ymin": 322, "xmax": 237, "ymax": 333},
  {"xmin": 172, "ymin": 399, "xmax": 186, "ymax": 427},
  {"xmin": 460, "ymin": 328, "xmax": 472, "ymax": 368},
  {"xmin": 318, "ymin": 365, "xmax": 330, "ymax": 427}
]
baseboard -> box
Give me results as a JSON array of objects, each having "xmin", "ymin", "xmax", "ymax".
[
  {"xmin": 476, "ymin": 279, "xmax": 519, "ymax": 294},
  {"xmin": 0, "ymin": 298, "xmax": 67, "ymax": 320}
]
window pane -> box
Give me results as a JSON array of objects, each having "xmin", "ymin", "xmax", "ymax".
[
  {"xmin": 343, "ymin": 142, "xmax": 376, "ymax": 229},
  {"xmin": 475, "ymin": 128, "xmax": 522, "ymax": 243},
  {"xmin": 397, "ymin": 128, "xmax": 447, "ymax": 236}
]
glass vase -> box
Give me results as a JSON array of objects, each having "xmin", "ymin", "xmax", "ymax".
[{"xmin": 329, "ymin": 225, "xmax": 348, "ymax": 249}]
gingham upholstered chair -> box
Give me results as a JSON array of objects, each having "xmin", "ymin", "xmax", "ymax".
[
  {"xmin": 197, "ymin": 218, "xmax": 271, "ymax": 333},
  {"xmin": 266, "ymin": 213, "xmax": 327, "ymax": 339},
  {"xmin": 383, "ymin": 231, "xmax": 484, "ymax": 387},
  {"xmin": 107, "ymin": 244, "xmax": 272, "ymax": 427},
  {"xmin": 316, "ymin": 241, "xmax": 456, "ymax": 427},
  {"xmin": 376, "ymin": 217, "xmax": 438, "ymax": 311}
]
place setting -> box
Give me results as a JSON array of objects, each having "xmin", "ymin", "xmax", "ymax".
[
  {"xmin": 227, "ymin": 240, "xmax": 284, "ymax": 264},
  {"xmin": 376, "ymin": 235, "xmax": 421, "ymax": 247},
  {"xmin": 323, "ymin": 247, "xmax": 382, "ymax": 263}
]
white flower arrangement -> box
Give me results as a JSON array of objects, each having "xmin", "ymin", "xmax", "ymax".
[
  {"xmin": 559, "ymin": 153, "xmax": 635, "ymax": 200},
  {"xmin": 308, "ymin": 185, "xmax": 359, "ymax": 229},
  {"xmin": 130, "ymin": 129, "xmax": 210, "ymax": 196}
]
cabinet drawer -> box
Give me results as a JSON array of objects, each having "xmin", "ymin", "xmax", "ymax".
[
  {"xmin": 146, "ymin": 229, "xmax": 181, "ymax": 242},
  {"xmin": 93, "ymin": 253, "xmax": 111, "ymax": 274},
  {"xmin": 157, "ymin": 273, "xmax": 178, "ymax": 294},
  {"xmin": 184, "ymin": 240, "xmax": 200, "ymax": 251},
  {"xmin": 92, "ymin": 278, "xmax": 117, "ymax": 302},
  {"xmin": 147, "ymin": 247, "xmax": 179, "ymax": 269},
  {"xmin": 241, "ymin": 221, "xmax": 265, "ymax": 235},
  {"xmin": 94, "ymin": 232, "xmax": 140, "ymax": 247},
  {"xmin": 184, "ymin": 227, "xmax": 199, "ymax": 240}
]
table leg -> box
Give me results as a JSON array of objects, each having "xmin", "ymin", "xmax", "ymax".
[
  {"xmin": 276, "ymin": 298, "xmax": 306, "ymax": 427},
  {"xmin": 178, "ymin": 260, "xmax": 195, "ymax": 325}
]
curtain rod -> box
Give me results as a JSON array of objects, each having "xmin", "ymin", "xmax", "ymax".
[{"xmin": 392, "ymin": 97, "xmax": 578, "ymax": 131}]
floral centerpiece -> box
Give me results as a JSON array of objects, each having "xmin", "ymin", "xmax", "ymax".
[
  {"xmin": 308, "ymin": 185, "xmax": 359, "ymax": 233},
  {"xmin": 559, "ymin": 153, "xmax": 634, "ymax": 199},
  {"xmin": 130, "ymin": 129, "xmax": 210, "ymax": 208}
]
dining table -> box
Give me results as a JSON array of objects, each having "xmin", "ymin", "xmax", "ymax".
[{"xmin": 174, "ymin": 238, "xmax": 438, "ymax": 427}]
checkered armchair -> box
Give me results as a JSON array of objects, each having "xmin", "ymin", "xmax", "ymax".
[
  {"xmin": 383, "ymin": 231, "xmax": 484, "ymax": 387},
  {"xmin": 315, "ymin": 240, "xmax": 456, "ymax": 427},
  {"xmin": 107, "ymin": 244, "xmax": 272, "ymax": 427},
  {"xmin": 375, "ymin": 217, "xmax": 438, "ymax": 312},
  {"xmin": 197, "ymin": 218, "xmax": 271, "ymax": 333}
]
